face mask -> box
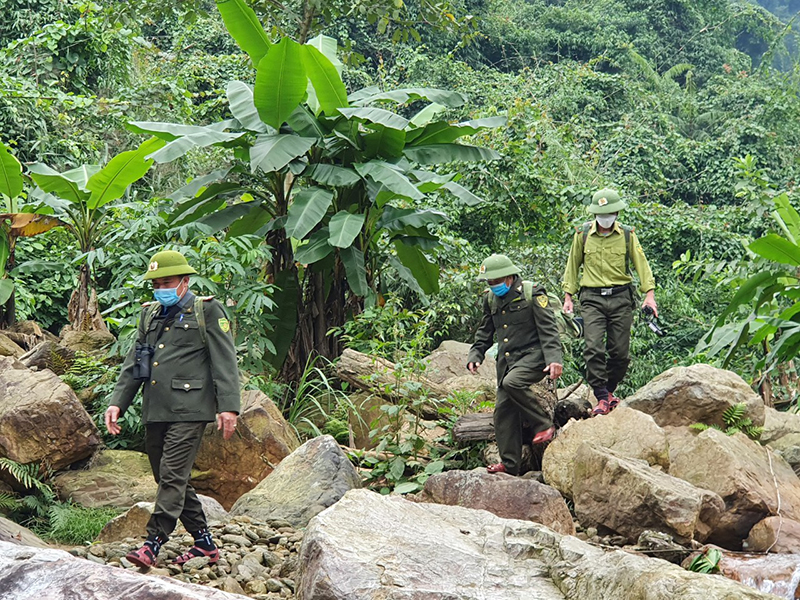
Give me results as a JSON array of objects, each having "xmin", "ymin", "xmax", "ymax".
[
  {"xmin": 154, "ymin": 288, "xmax": 181, "ymax": 307},
  {"xmin": 596, "ymin": 214, "xmax": 617, "ymax": 229},
  {"xmin": 490, "ymin": 282, "xmax": 510, "ymax": 297}
]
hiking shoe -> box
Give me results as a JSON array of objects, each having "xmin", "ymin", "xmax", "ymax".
[
  {"xmin": 532, "ymin": 426, "xmax": 555, "ymax": 445},
  {"xmin": 592, "ymin": 398, "xmax": 611, "ymax": 416},
  {"xmin": 487, "ymin": 463, "xmax": 508, "ymax": 474},
  {"xmin": 126, "ymin": 544, "xmax": 158, "ymax": 569},
  {"xmin": 173, "ymin": 545, "xmax": 220, "ymax": 566}
]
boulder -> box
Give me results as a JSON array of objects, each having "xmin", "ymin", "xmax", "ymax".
[
  {"xmin": 0, "ymin": 357, "xmax": 100, "ymax": 470},
  {"xmin": 422, "ymin": 340, "xmax": 496, "ymax": 384},
  {"xmin": 572, "ymin": 444, "xmax": 724, "ymax": 544},
  {"xmin": 554, "ymin": 383, "xmax": 595, "ymax": 426},
  {"xmin": 18, "ymin": 340, "xmax": 77, "ymax": 375},
  {"xmin": 762, "ymin": 407, "xmax": 800, "ymax": 474},
  {"xmin": 0, "ymin": 333, "xmax": 23, "ymax": 357},
  {"xmin": 4, "ymin": 321, "xmax": 58, "ymax": 353},
  {"xmin": 624, "ymin": 364, "xmax": 764, "ymax": 429},
  {"xmin": 52, "ymin": 450, "xmax": 157, "ymax": 508},
  {"xmin": 59, "ymin": 328, "xmax": 116, "ymax": 356},
  {"xmin": 0, "ymin": 540, "xmax": 246, "ymax": 599},
  {"xmin": 0, "ymin": 515, "xmax": 48, "ymax": 548},
  {"xmin": 347, "ymin": 392, "xmax": 387, "ymax": 450},
  {"xmin": 298, "ymin": 489, "xmax": 776, "ymax": 600},
  {"xmin": 230, "ymin": 435, "xmax": 361, "ymax": 527},
  {"xmin": 414, "ymin": 468, "xmax": 575, "ymax": 535},
  {"xmin": 745, "ymin": 516, "xmax": 800, "ymax": 554},
  {"xmin": 667, "ymin": 427, "xmax": 800, "ymax": 548},
  {"xmin": 191, "ymin": 390, "xmax": 299, "ymax": 509},
  {"xmin": 542, "ymin": 407, "xmax": 669, "ymax": 498}
]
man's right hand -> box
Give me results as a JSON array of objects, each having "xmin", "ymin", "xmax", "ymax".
[
  {"xmin": 105, "ymin": 406, "xmax": 121, "ymax": 436},
  {"xmin": 563, "ymin": 293, "xmax": 574, "ymax": 314},
  {"xmin": 467, "ymin": 361, "xmax": 481, "ymax": 374}
]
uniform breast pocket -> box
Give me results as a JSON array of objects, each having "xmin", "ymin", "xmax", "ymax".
[
  {"xmin": 607, "ymin": 247, "xmax": 627, "ymax": 271},
  {"xmin": 584, "ymin": 246, "xmax": 601, "ymax": 269},
  {"xmin": 172, "ymin": 320, "xmax": 201, "ymax": 346},
  {"xmin": 507, "ymin": 301, "xmax": 531, "ymax": 323}
]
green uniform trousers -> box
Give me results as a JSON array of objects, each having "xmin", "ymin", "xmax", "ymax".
[
  {"xmin": 145, "ymin": 421, "xmax": 208, "ymax": 539},
  {"xmin": 580, "ymin": 287, "xmax": 634, "ymax": 392},
  {"xmin": 494, "ymin": 349, "xmax": 551, "ymax": 475}
]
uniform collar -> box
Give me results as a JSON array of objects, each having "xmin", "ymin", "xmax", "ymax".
[
  {"xmin": 158, "ymin": 290, "xmax": 195, "ymax": 315},
  {"xmin": 497, "ymin": 275, "xmax": 522, "ymax": 306},
  {"xmin": 589, "ymin": 220, "xmax": 622, "ymax": 236}
]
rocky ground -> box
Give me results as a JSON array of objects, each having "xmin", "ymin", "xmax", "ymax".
[{"xmin": 69, "ymin": 517, "xmax": 301, "ymax": 599}]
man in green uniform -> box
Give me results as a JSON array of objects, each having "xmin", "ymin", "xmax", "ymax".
[
  {"xmin": 467, "ymin": 254, "xmax": 563, "ymax": 475},
  {"xmin": 562, "ymin": 188, "xmax": 657, "ymax": 416},
  {"xmin": 104, "ymin": 250, "xmax": 241, "ymax": 568}
]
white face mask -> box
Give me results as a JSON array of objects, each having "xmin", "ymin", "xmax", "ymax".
[{"xmin": 596, "ymin": 214, "xmax": 617, "ymax": 229}]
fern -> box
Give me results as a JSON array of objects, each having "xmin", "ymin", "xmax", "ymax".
[
  {"xmin": 0, "ymin": 458, "xmax": 40, "ymax": 489},
  {"xmin": 722, "ymin": 403, "xmax": 747, "ymax": 427},
  {"xmin": 689, "ymin": 423, "xmax": 710, "ymax": 431},
  {"xmin": 0, "ymin": 492, "xmax": 20, "ymax": 512},
  {"xmin": 693, "ymin": 403, "xmax": 762, "ymax": 440}
]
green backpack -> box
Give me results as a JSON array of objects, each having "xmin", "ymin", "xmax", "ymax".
[{"xmin": 488, "ymin": 281, "xmax": 581, "ymax": 338}]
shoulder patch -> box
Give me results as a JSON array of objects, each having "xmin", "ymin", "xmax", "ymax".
[
  {"xmin": 218, "ymin": 317, "xmax": 230, "ymax": 333},
  {"xmin": 536, "ymin": 295, "xmax": 548, "ymax": 308}
]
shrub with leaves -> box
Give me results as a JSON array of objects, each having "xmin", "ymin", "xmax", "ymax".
[
  {"xmin": 686, "ymin": 547, "xmax": 722, "ymax": 574},
  {"xmin": 690, "ymin": 402, "xmax": 764, "ymax": 440}
]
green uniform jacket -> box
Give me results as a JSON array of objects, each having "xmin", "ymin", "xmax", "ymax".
[
  {"xmin": 562, "ymin": 221, "xmax": 656, "ymax": 295},
  {"xmin": 467, "ymin": 277, "xmax": 563, "ymax": 380},
  {"xmin": 110, "ymin": 294, "xmax": 241, "ymax": 423}
]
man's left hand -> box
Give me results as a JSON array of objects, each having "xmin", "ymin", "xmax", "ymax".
[
  {"xmin": 642, "ymin": 290, "xmax": 658, "ymax": 318},
  {"xmin": 217, "ymin": 411, "xmax": 238, "ymax": 440},
  {"xmin": 544, "ymin": 363, "xmax": 563, "ymax": 380}
]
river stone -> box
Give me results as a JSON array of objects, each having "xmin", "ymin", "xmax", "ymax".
[
  {"xmin": 542, "ymin": 406, "xmax": 669, "ymax": 498},
  {"xmin": 298, "ymin": 489, "xmax": 776, "ymax": 600},
  {"xmin": 191, "ymin": 390, "xmax": 299, "ymax": 509},
  {"xmin": 52, "ymin": 449, "xmax": 157, "ymax": 508},
  {"xmin": 230, "ymin": 435, "xmax": 360, "ymax": 527},
  {"xmin": 667, "ymin": 426, "xmax": 800, "ymax": 548},
  {"xmin": 745, "ymin": 516, "xmax": 800, "ymax": 554},
  {"xmin": 0, "ymin": 540, "xmax": 247, "ymax": 599},
  {"xmin": 573, "ymin": 444, "xmax": 723, "ymax": 544},
  {"xmin": 624, "ymin": 364, "xmax": 764, "ymax": 429},
  {"xmin": 414, "ymin": 468, "xmax": 575, "ymax": 535},
  {"xmin": 700, "ymin": 547, "xmax": 800, "ymax": 599},
  {"xmin": 0, "ymin": 356, "xmax": 100, "ymax": 470},
  {"xmin": 0, "ymin": 515, "xmax": 48, "ymax": 548},
  {"xmin": 96, "ymin": 502, "xmax": 151, "ymax": 543}
]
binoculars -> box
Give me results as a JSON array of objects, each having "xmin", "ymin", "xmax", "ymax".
[
  {"xmin": 642, "ymin": 306, "xmax": 665, "ymax": 337},
  {"xmin": 133, "ymin": 342, "xmax": 155, "ymax": 381}
]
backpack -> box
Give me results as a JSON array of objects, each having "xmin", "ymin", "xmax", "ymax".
[
  {"xmin": 141, "ymin": 295, "xmax": 210, "ymax": 347},
  {"xmin": 488, "ymin": 280, "xmax": 580, "ymax": 338},
  {"xmin": 581, "ymin": 221, "xmax": 633, "ymax": 274}
]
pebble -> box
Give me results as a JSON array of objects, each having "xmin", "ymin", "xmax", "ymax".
[{"xmin": 221, "ymin": 534, "xmax": 253, "ymax": 548}]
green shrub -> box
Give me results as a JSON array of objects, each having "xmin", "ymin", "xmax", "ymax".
[{"xmin": 43, "ymin": 503, "xmax": 121, "ymax": 545}]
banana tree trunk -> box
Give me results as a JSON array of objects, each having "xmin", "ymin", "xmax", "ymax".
[{"xmin": 67, "ymin": 263, "xmax": 108, "ymax": 332}]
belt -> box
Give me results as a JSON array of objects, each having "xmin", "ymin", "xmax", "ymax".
[{"xmin": 582, "ymin": 284, "xmax": 631, "ymax": 296}]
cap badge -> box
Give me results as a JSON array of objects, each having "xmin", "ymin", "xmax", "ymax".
[
  {"xmin": 598, "ymin": 197, "xmax": 608, "ymax": 206},
  {"xmin": 148, "ymin": 261, "xmax": 159, "ymax": 272},
  {"xmin": 479, "ymin": 264, "xmax": 486, "ymax": 274}
]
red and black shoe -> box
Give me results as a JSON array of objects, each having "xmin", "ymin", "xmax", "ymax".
[
  {"xmin": 532, "ymin": 426, "xmax": 555, "ymax": 445},
  {"xmin": 173, "ymin": 545, "xmax": 220, "ymax": 566},
  {"xmin": 592, "ymin": 398, "xmax": 611, "ymax": 417},
  {"xmin": 486, "ymin": 463, "xmax": 508, "ymax": 474},
  {"xmin": 126, "ymin": 544, "xmax": 158, "ymax": 569},
  {"xmin": 608, "ymin": 392, "xmax": 621, "ymax": 411}
]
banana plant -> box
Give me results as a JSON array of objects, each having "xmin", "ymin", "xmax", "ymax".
[
  {"xmin": 28, "ymin": 137, "xmax": 165, "ymax": 332},
  {"xmin": 0, "ymin": 141, "xmax": 64, "ymax": 326},
  {"xmin": 127, "ymin": 0, "xmax": 504, "ymax": 378}
]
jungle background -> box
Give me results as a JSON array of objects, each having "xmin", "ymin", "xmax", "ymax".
[{"xmin": 2, "ymin": 0, "xmax": 800, "ymax": 540}]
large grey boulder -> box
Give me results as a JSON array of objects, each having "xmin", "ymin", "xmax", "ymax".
[
  {"xmin": 52, "ymin": 450, "xmax": 157, "ymax": 508},
  {"xmin": 0, "ymin": 516, "xmax": 48, "ymax": 548},
  {"xmin": 624, "ymin": 364, "xmax": 764, "ymax": 429},
  {"xmin": 422, "ymin": 340, "xmax": 496, "ymax": 384},
  {"xmin": 414, "ymin": 468, "xmax": 575, "ymax": 535},
  {"xmin": 542, "ymin": 406, "xmax": 669, "ymax": 498},
  {"xmin": 762, "ymin": 407, "xmax": 800, "ymax": 474},
  {"xmin": 230, "ymin": 435, "xmax": 360, "ymax": 527},
  {"xmin": 191, "ymin": 389, "xmax": 300, "ymax": 509},
  {"xmin": 0, "ymin": 540, "xmax": 245, "ymax": 600},
  {"xmin": 297, "ymin": 489, "xmax": 776, "ymax": 600},
  {"xmin": 0, "ymin": 356, "xmax": 100, "ymax": 470},
  {"xmin": 668, "ymin": 426, "xmax": 800, "ymax": 548},
  {"xmin": 573, "ymin": 444, "xmax": 724, "ymax": 544}
]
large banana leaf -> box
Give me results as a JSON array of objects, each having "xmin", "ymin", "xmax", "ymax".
[
  {"xmin": 0, "ymin": 213, "xmax": 65, "ymax": 236},
  {"xmin": 351, "ymin": 87, "xmax": 466, "ymax": 108},
  {"xmin": 198, "ymin": 203, "xmax": 256, "ymax": 233},
  {"xmin": 168, "ymin": 168, "xmax": 231, "ymax": 201},
  {"xmin": 228, "ymin": 204, "xmax": 274, "ymax": 237},
  {"xmin": 0, "ymin": 141, "xmax": 23, "ymax": 200},
  {"xmin": 170, "ymin": 182, "xmax": 242, "ymax": 226},
  {"xmin": 215, "ymin": 0, "xmax": 271, "ymax": 65},
  {"xmin": 403, "ymin": 143, "xmax": 500, "ymax": 164},
  {"xmin": 328, "ymin": 211, "xmax": 365, "ymax": 248},
  {"xmin": 305, "ymin": 35, "xmax": 342, "ymax": 72},
  {"xmin": 62, "ymin": 165, "xmax": 101, "ymax": 189},
  {"xmin": 227, "ymin": 81, "xmax": 269, "ymax": 133},
  {"xmin": 250, "ymin": 134, "xmax": 316, "ymax": 173},
  {"xmin": 363, "ymin": 125, "xmax": 406, "ymax": 158},
  {"xmin": 773, "ymin": 193, "xmax": 800, "ymax": 243},
  {"xmin": 377, "ymin": 206, "xmax": 447, "ymax": 232},
  {"xmin": 285, "ymin": 187, "xmax": 334, "ymax": 239},
  {"xmin": 338, "ymin": 108, "xmax": 409, "ymax": 130},
  {"xmin": 749, "ymin": 233, "xmax": 800, "ymax": 266},
  {"xmin": 301, "ymin": 45, "xmax": 348, "ymax": 116},
  {"xmin": 0, "ymin": 279, "xmax": 12, "ymax": 304},
  {"xmin": 294, "ymin": 227, "xmax": 333, "ymax": 264},
  {"xmin": 255, "ymin": 38, "xmax": 307, "ymax": 130},
  {"xmin": 410, "ymin": 103, "xmax": 446, "ymax": 127},
  {"xmin": 287, "ymin": 105, "xmax": 327, "ymax": 138},
  {"xmin": 266, "ymin": 269, "xmax": 299, "ymax": 369},
  {"xmin": 305, "ymin": 164, "xmax": 360, "ymax": 187},
  {"xmin": 355, "ymin": 161, "xmax": 423, "ymax": 200},
  {"xmin": 394, "ymin": 240, "xmax": 439, "ymax": 294},
  {"xmin": 443, "ymin": 181, "xmax": 482, "ymax": 206},
  {"xmin": 340, "ymin": 246, "xmax": 368, "ymax": 296},
  {"xmin": 407, "ymin": 116, "xmax": 507, "ymax": 146},
  {"xmin": 87, "ymin": 138, "xmax": 166, "ymax": 209},
  {"xmin": 29, "ymin": 163, "xmax": 90, "ymax": 203}
]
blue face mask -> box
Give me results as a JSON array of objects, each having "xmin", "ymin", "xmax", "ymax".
[
  {"xmin": 154, "ymin": 287, "xmax": 181, "ymax": 307},
  {"xmin": 490, "ymin": 282, "xmax": 510, "ymax": 297}
]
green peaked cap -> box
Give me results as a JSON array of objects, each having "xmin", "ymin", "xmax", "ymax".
[
  {"xmin": 477, "ymin": 254, "xmax": 522, "ymax": 281},
  {"xmin": 143, "ymin": 250, "xmax": 197, "ymax": 280},
  {"xmin": 588, "ymin": 188, "xmax": 627, "ymax": 214}
]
